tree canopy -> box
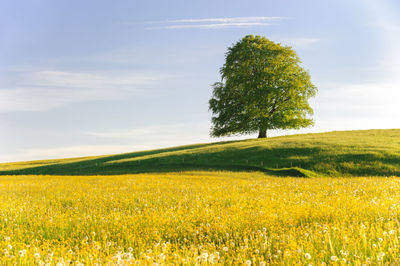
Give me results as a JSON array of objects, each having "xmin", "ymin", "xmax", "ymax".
[{"xmin": 209, "ymin": 35, "xmax": 317, "ymax": 138}]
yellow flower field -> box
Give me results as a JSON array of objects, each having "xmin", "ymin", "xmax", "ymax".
[{"xmin": 1, "ymin": 172, "xmax": 400, "ymax": 265}]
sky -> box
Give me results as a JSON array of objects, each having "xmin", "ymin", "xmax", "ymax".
[{"xmin": 1, "ymin": 0, "xmax": 399, "ymax": 163}]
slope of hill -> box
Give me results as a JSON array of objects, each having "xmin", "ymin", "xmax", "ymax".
[{"xmin": 1, "ymin": 129, "xmax": 399, "ymax": 177}]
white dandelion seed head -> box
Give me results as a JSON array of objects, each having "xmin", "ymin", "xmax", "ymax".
[
  {"xmin": 209, "ymin": 253, "xmax": 215, "ymax": 262},
  {"xmin": 202, "ymin": 252, "xmax": 208, "ymax": 260}
]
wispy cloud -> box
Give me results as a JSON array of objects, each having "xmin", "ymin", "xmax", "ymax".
[
  {"xmin": 86, "ymin": 122, "xmax": 210, "ymax": 139},
  {"xmin": 145, "ymin": 16, "xmax": 285, "ymax": 30},
  {"xmin": 153, "ymin": 22, "xmax": 272, "ymax": 30},
  {"xmin": 165, "ymin": 17, "xmax": 284, "ymax": 23},
  {"xmin": 0, "ymin": 70, "xmax": 173, "ymax": 112}
]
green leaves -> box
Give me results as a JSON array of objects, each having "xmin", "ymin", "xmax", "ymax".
[{"xmin": 209, "ymin": 35, "xmax": 317, "ymax": 138}]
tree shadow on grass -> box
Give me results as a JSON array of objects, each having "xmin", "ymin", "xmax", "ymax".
[
  {"xmin": 1, "ymin": 142, "xmax": 398, "ymax": 177},
  {"xmin": 0, "ymin": 146, "xmax": 321, "ymax": 177}
]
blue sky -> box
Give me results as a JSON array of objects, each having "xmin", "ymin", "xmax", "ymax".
[{"xmin": 1, "ymin": 0, "xmax": 399, "ymax": 162}]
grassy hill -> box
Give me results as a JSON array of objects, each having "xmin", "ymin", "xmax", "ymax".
[{"xmin": 1, "ymin": 129, "xmax": 399, "ymax": 177}]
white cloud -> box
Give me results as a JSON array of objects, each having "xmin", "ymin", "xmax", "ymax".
[
  {"xmin": 26, "ymin": 71, "xmax": 162, "ymax": 89},
  {"xmin": 312, "ymin": 81, "xmax": 400, "ymax": 131},
  {"xmin": 87, "ymin": 122, "xmax": 210, "ymax": 139},
  {"xmin": 165, "ymin": 17, "xmax": 284, "ymax": 23},
  {"xmin": 0, "ymin": 70, "xmax": 173, "ymax": 112},
  {"xmin": 0, "ymin": 87, "xmax": 99, "ymax": 112},
  {"xmin": 145, "ymin": 16, "xmax": 284, "ymax": 30},
  {"xmin": 150, "ymin": 22, "xmax": 272, "ymax": 30}
]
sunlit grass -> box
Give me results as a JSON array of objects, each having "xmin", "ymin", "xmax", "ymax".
[
  {"xmin": 1, "ymin": 171, "xmax": 400, "ymax": 264},
  {"xmin": 1, "ymin": 129, "xmax": 399, "ymax": 177}
]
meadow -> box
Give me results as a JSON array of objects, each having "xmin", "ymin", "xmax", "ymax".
[
  {"xmin": 1, "ymin": 129, "xmax": 400, "ymax": 264},
  {"xmin": 1, "ymin": 129, "xmax": 400, "ymax": 177},
  {"xmin": 1, "ymin": 171, "xmax": 400, "ymax": 265}
]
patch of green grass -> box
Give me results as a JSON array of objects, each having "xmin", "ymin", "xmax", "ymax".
[{"xmin": 1, "ymin": 129, "xmax": 399, "ymax": 177}]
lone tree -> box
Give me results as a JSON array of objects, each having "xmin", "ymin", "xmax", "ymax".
[{"xmin": 209, "ymin": 35, "xmax": 317, "ymax": 138}]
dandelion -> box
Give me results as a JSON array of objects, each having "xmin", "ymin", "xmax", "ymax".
[
  {"xmin": 209, "ymin": 253, "xmax": 215, "ymax": 263},
  {"xmin": 34, "ymin": 252, "xmax": 41, "ymax": 259},
  {"xmin": 202, "ymin": 252, "xmax": 208, "ymax": 261},
  {"xmin": 260, "ymin": 262, "xmax": 266, "ymax": 266},
  {"xmin": 223, "ymin": 247, "xmax": 229, "ymax": 252},
  {"xmin": 56, "ymin": 258, "xmax": 65, "ymax": 266},
  {"xmin": 112, "ymin": 254, "xmax": 122, "ymax": 262},
  {"xmin": 19, "ymin": 249, "xmax": 26, "ymax": 257},
  {"xmin": 305, "ymin": 253, "xmax": 311, "ymax": 260},
  {"xmin": 245, "ymin": 260, "xmax": 252, "ymax": 266},
  {"xmin": 331, "ymin": 256, "xmax": 338, "ymax": 262}
]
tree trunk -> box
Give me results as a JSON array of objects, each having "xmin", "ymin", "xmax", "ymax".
[{"xmin": 258, "ymin": 129, "xmax": 267, "ymax": 138}]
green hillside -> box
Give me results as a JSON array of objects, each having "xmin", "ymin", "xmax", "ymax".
[{"xmin": 1, "ymin": 129, "xmax": 400, "ymax": 177}]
